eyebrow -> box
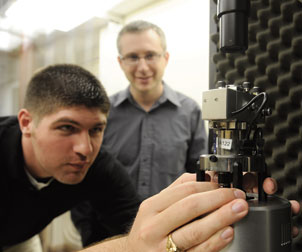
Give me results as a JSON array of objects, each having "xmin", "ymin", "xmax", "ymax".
[
  {"xmin": 124, "ymin": 50, "xmax": 157, "ymax": 56},
  {"xmin": 54, "ymin": 118, "xmax": 107, "ymax": 127}
]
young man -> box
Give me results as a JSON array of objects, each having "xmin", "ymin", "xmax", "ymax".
[
  {"xmin": 0, "ymin": 64, "xmax": 141, "ymax": 251},
  {"xmin": 1, "ymin": 64, "xmax": 298, "ymax": 252}
]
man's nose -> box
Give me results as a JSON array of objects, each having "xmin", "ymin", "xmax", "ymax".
[
  {"xmin": 73, "ymin": 132, "xmax": 93, "ymax": 157},
  {"xmin": 136, "ymin": 57, "xmax": 150, "ymax": 70}
]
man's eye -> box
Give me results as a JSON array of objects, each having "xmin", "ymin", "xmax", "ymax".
[
  {"xmin": 58, "ymin": 125, "xmax": 76, "ymax": 132},
  {"xmin": 145, "ymin": 53, "xmax": 155, "ymax": 60},
  {"xmin": 90, "ymin": 127, "xmax": 104, "ymax": 135},
  {"xmin": 128, "ymin": 55, "xmax": 139, "ymax": 61}
]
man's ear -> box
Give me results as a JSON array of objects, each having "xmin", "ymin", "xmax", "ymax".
[
  {"xmin": 117, "ymin": 55, "xmax": 122, "ymax": 65},
  {"xmin": 18, "ymin": 109, "xmax": 33, "ymax": 136},
  {"xmin": 164, "ymin": 51, "xmax": 170, "ymax": 65},
  {"xmin": 117, "ymin": 55, "xmax": 123, "ymax": 68}
]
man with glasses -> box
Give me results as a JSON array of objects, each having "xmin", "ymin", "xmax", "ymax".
[
  {"xmin": 108, "ymin": 20, "xmax": 208, "ymax": 199},
  {"xmin": 71, "ymin": 20, "xmax": 208, "ymax": 246}
]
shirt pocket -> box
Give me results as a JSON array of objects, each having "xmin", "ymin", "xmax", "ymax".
[{"xmin": 153, "ymin": 140, "xmax": 188, "ymax": 175}]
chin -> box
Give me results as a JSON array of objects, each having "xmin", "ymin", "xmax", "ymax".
[
  {"xmin": 57, "ymin": 174, "xmax": 85, "ymax": 185},
  {"xmin": 138, "ymin": 85, "xmax": 152, "ymax": 93}
]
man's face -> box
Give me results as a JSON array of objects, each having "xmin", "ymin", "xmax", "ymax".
[
  {"xmin": 23, "ymin": 106, "xmax": 107, "ymax": 185},
  {"xmin": 118, "ymin": 29, "xmax": 169, "ymax": 94}
]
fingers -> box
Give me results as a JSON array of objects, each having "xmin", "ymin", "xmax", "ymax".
[
  {"xmin": 290, "ymin": 200, "xmax": 300, "ymax": 216},
  {"xmin": 131, "ymin": 174, "xmax": 221, "ymax": 244},
  {"xmin": 188, "ymin": 227, "xmax": 234, "ymax": 252},
  {"xmin": 152, "ymin": 188, "xmax": 246, "ymax": 237},
  {"xmin": 205, "ymin": 171, "xmax": 216, "ymax": 182},
  {"xmin": 242, "ymin": 172, "xmax": 257, "ymax": 192},
  {"xmin": 289, "ymin": 200, "xmax": 301, "ymax": 238},
  {"xmin": 242, "ymin": 173, "xmax": 277, "ymax": 195},
  {"xmin": 166, "ymin": 172, "xmax": 212, "ymax": 186},
  {"xmin": 202, "ymin": 172, "xmax": 279, "ymax": 196},
  {"xmin": 145, "ymin": 180, "xmax": 219, "ymax": 214},
  {"xmin": 292, "ymin": 226, "xmax": 299, "ymax": 238},
  {"xmin": 178, "ymin": 226, "xmax": 234, "ymax": 252},
  {"xmin": 262, "ymin": 177, "xmax": 277, "ymax": 194},
  {"xmin": 172, "ymin": 198, "xmax": 248, "ymax": 251},
  {"xmin": 167, "ymin": 173, "xmax": 197, "ymax": 188}
]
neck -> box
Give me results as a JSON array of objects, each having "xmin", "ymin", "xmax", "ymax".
[
  {"xmin": 130, "ymin": 83, "xmax": 163, "ymax": 112},
  {"xmin": 22, "ymin": 135, "xmax": 47, "ymax": 179}
]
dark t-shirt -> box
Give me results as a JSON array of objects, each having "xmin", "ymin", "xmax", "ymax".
[{"xmin": 0, "ymin": 116, "xmax": 141, "ymax": 247}]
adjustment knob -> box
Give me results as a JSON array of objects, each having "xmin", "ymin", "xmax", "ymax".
[
  {"xmin": 251, "ymin": 86, "xmax": 261, "ymax": 95},
  {"xmin": 242, "ymin": 81, "xmax": 252, "ymax": 92},
  {"xmin": 216, "ymin": 80, "xmax": 226, "ymax": 88},
  {"xmin": 209, "ymin": 155, "xmax": 218, "ymax": 162}
]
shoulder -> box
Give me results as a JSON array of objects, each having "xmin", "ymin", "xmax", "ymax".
[
  {"xmin": 164, "ymin": 84, "xmax": 200, "ymax": 111},
  {"xmin": 174, "ymin": 90, "xmax": 201, "ymax": 112},
  {"xmin": 86, "ymin": 147, "xmax": 129, "ymax": 180},
  {"xmin": 83, "ymin": 147, "xmax": 140, "ymax": 200},
  {"xmin": 109, "ymin": 89, "xmax": 128, "ymax": 107},
  {"xmin": 109, "ymin": 91, "xmax": 122, "ymax": 102},
  {"xmin": 90, "ymin": 147, "xmax": 117, "ymax": 170},
  {"xmin": 0, "ymin": 116, "xmax": 18, "ymax": 127},
  {"xmin": 0, "ymin": 116, "xmax": 19, "ymax": 140}
]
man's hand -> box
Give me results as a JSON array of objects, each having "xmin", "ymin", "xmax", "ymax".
[
  {"xmin": 80, "ymin": 173, "xmax": 248, "ymax": 252},
  {"xmin": 126, "ymin": 173, "xmax": 248, "ymax": 252},
  {"xmin": 80, "ymin": 173, "xmax": 300, "ymax": 252}
]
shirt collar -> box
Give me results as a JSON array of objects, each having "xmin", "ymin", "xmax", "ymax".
[
  {"xmin": 24, "ymin": 168, "xmax": 54, "ymax": 190},
  {"xmin": 111, "ymin": 87, "xmax": 130, "ymax": 107},
  {"xmin": 111, "ymin": 82, "xmax": 181, "ymax": 108},
  {"xmin": 160, "ymin": 82, "xmax": 181, "ymax": 107}
]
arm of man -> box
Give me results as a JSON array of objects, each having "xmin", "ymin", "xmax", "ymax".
[
  {"xmin": 80, "ymin": 236, "xmax": 128, "ymax": 251},
  {"xmin": 79, "ymin": 173, "xmax": 248, "ymax": 252}
]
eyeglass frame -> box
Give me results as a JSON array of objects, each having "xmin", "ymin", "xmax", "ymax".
[{"xmin": 119, "ymin": 51, "xmax": 165, "ymax": 66}]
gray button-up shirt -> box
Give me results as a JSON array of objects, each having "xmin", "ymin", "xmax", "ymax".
[{"xmin": 102, "ymin": 83, "xmax": 208, "ymax": 199}]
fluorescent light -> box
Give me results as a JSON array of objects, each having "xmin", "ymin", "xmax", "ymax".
[
  {"xmin": 5, "ymin": 0, "xmax": 124, "ymax": 34},
  {"xmin": 5, "ymin": 0, "xmax": 54, "ymax": 34},
  {"xmin": 0, "ymin": 31, "xmax": 22, "ymax": 51}
]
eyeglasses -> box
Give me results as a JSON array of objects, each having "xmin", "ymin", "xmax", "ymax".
[{"xmin": 120, "ymin": 52, "xmax": 163, "ymax": 66}]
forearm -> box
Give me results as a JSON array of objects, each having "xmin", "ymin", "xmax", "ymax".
[{"xmin": 79, "ymin": 235, "xmax": 128, "ymax": 252}]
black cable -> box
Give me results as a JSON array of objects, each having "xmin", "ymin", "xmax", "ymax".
[
  {"xmin": 231, "ymin": 92, "xmax": 267, "ymax": 115},
  {"xmin": 246, "ymin": 93, "xmax": 268, "ymax": 139},
  {"xmin": 230, "ymin": 92, "xmax": 268, "ymax": 140}
]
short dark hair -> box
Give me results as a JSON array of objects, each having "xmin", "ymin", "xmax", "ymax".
[
  {"xmin": 24, "ymin": 64, "xmax": 110, "ymax": 118},
  {"xmin": 117, "ymin": 20, "xmax": 167, "ymax": 54}
]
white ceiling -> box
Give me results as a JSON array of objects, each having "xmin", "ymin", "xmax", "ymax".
[
  {"xmin": 0, "ymin": 0, "xmax": 164, "ymax": 52},
  {"xmin": 109, "ymin": 0, "xmax": 162, "ymax": 18}
]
